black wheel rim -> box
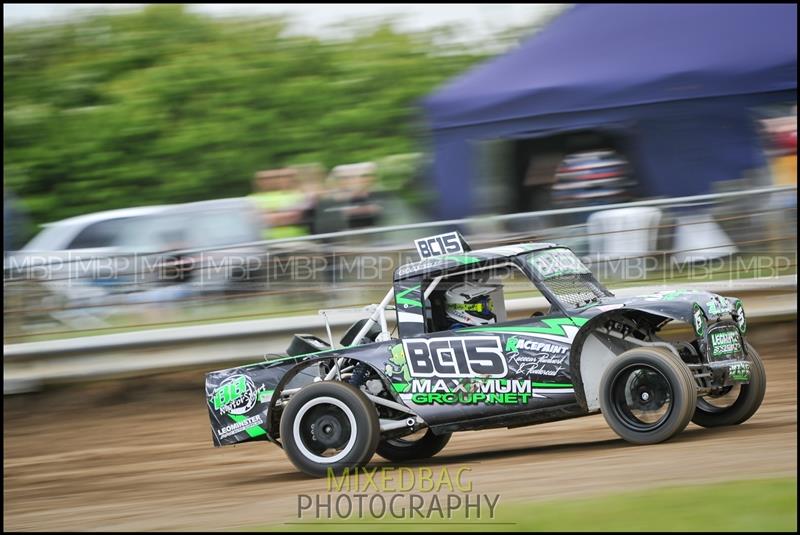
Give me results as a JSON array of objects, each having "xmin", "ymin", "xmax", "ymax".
[
  {"xmin": 298, "ymin": 404, "xmax": 352, "ymax": 458},
  {"xmin": 610, "ymin": 364, "xmax": 674, "ymax": 431}
]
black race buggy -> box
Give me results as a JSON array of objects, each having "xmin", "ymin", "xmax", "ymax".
[{"xmin": 206, "ymin": 234, "xmax": 765, "ymax": 476}]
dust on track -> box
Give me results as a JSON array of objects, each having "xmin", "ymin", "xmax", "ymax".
[{"xmin": 4, "ymin": 326, "xmax": 797, "ymax": 531}]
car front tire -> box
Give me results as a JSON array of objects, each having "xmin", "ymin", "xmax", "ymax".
[
  {"xmin": 599, "ymin": 347, "xmax": 697, "ymax": 445},
  {"xmin": 280, "ymin": 381, "xmax": 380, "ymax": 477}
]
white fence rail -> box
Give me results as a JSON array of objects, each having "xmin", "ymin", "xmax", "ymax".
[
  {"xmin": 5, "ymin": 185, "xmax": 796, "ymax": 341},
  {"xmin": 4, "ymin": 275, "xmax": 795, "ymax": 394}
]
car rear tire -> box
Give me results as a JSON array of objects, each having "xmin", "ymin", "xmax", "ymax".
[
  {"xmin": 376, "ymin": 429, "xmax": 452, "ymax": 462},
  {"xmin": 600, "ymin": 347, "xmax": 697, "ymax": 445},
  {"xmin": 691, "ymin": 342, "xmax": 766, "ymax": 428},
  {"xmin": 280, "ymin": 381, "xmax": 379, "ymax": 477}
]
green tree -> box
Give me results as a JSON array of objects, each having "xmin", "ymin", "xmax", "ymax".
[{"xmin": 4, "ymin": 5, "xmax": 514, "ymax": 230}]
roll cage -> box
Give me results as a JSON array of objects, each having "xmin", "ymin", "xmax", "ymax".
[{"xmin": 321, "ymin": 243, "xmax": 613, "ymax": 354}]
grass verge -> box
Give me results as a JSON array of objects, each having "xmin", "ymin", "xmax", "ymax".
[{"xmin": 251, "ymin": 477, "xmax": 797, "ymax": 532}]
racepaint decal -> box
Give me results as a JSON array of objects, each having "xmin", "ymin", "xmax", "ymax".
[
  {"xmin": 505, "ymin": 336, "xmax": 569, "ymax": 354},
  {"xmin": 505, "ymin": 336, "xmax": 569, "ymax": 377}
]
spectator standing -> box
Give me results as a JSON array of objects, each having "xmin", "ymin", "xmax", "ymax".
[
  {"xmin": 249, "ymin": 168, "xmax": 312, "ymax": 240},
  {"xmin": 334, "ymin": 162, "xmax": 383, "ymax": 230}
]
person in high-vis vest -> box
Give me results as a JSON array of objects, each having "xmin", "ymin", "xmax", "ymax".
[{"xmin": 249, "ymin": 168, "xmax": 312, "ymax": 240}]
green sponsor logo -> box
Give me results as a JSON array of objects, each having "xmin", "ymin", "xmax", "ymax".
[
  {"xmin": 212, "ymin": 375, "xmax": 264, "ymax": 415},
  {"xmin": 706, "ymin": 296, "xmax": 733, "ymax": 316},
  {"xmin": 504, "ymin": 336, "xmax": 568, "ymax": 356},
  {"xmin": 692, "ymin": 304, "xmax": 706, "ymax": 336},
  {"xmin": 411, "ymin": 392, "xmax": 532, "ymax": 405},
  {"xmin": 505, "ymin": 336, "xmax": 520, "ymax": 353},
  {"xmin": 710, "ymin": 330, "xmax": 742, "ymax": 357},
  {"xmin": 728, "ymin": 362, "xmax": 751, "ymax": 382},
  {"xmin": 405, "ymin": 378, "xmax": 573, "ymax": 405},
  {"xmin": 213, "ymin": 376, "xmax": 249, "ymax": 412},
  {"xmin": 641, "ymin": 289, "xmax": 692, "ymax": 301},
  {"xmin": 386, "ymin": 344, "xmax": 412, "ymax": 383},
  {"xmin": 734, "ymin": 300, "xmax": 747, "ymax": 333}
]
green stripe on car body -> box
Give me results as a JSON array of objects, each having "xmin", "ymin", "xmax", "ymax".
[
  {"xmin": 261, "ymin": 346, "xmax": 339, "ymax": 366},
  {"xmin": 396, "ymin": 285, "xmax": 422, "ymax": 307},
  {"xmin": 458, "ymin": 317, "xmax": 588, "ymax": 337},
  {"xmin": 442, "ymin": 255, "xmax": 481, "ymax": 265},
  {"xmin": 228, "ymin": 414, "xmax": 267, "ymax": 438}
]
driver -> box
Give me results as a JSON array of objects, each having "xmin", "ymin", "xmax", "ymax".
[{"xmin": 442, "ymin": 281, "xmax": 497, "ymax": 329}]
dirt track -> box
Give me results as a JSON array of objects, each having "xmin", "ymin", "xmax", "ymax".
[{"xmin": 4, "ymin": 325, "xmax": 797, "ymax": 531}]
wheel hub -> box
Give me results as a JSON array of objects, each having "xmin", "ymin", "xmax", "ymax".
[
  {"xmin": 309, "ymin": 412, "xmax": 347, "ymax": 449},
  {"xmin": 632, "ymin": 374, "xmax": 667, "ymax": 411},
  {"xmin": 611, "ymin": 364, "xmax": 674, "ymax": 429}
]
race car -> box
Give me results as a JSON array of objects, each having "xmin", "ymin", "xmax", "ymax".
[{"xmin": 205, "ymin": 232, "xmax": 765, "ymax": 477}]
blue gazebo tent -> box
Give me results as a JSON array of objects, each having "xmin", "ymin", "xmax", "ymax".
[{"xmin": 423, "ymin": 4, "xmax": 798, "ymax": 218}]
